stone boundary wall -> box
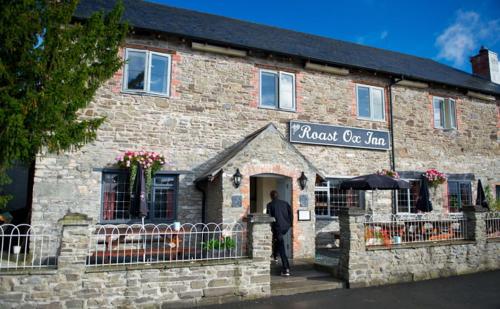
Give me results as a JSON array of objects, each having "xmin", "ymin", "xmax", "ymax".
[
  {"xmin": 339, "ymin": 207, "xmax": 500, "ymax": 288},
  {"xmin": 0, "ymin": 214, "xmax": 274, "ymax": 308}
]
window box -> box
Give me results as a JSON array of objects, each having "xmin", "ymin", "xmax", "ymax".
[
  {"xmin": 356, "ymin": 84, "xmax": 385, "ymax": 121},
  {"xmin": 259, "ymin": 69, "xmax": 295, "ymax": 111},
  {"xmin": 123, "ymin": 48, "xmax": 172, "ymax": 96}
]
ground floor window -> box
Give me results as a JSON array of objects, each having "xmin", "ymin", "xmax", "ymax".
[
  {"xmin": 395, "ymin": 180, "xmax": 421, "ymax": 214},
  {"xmin": 315, "ymin": 178, "xmax": 365, "ymax": 217},
  {"xmin": 101, "ymin": 170, "xmax": 177, "ymax": 223},
  {"xmin": 447, "ymin": 181, "xmax": 472, "ymax": 213}
]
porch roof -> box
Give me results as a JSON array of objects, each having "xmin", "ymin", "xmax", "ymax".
[{"xmin": 194, "ymin": 123, "xmax": 324, "ymax": 183}]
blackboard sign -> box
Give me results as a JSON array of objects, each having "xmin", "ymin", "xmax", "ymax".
[{"xmin": 290, "ymin": 121, "xmax": 390, "ymax": 150}]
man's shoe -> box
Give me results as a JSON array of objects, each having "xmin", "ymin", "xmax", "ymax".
[{"xmin": 280, "ymin": 270, "xmax": 290, "ymax": 276}]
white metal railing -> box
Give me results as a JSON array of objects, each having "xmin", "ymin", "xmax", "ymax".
[
  {"xmin": 364, "ymin": 214, "xmax": 467, "ymax": 247},
  {"xmin": 485, "ymin": 212, "xmax": 500, "ymax": 239},
  {"xmin": 0, "ymin": 224, "xmax": 57, "ymax": 270},
  {"xmin": 86, "ymin": 222, "xmax": 247, "ymax": 267}
]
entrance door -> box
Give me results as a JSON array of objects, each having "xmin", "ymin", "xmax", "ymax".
[
  {"xmin": 249, "ymin": 174, "xmax": 293, "ymax": 259},
  {"xmin": 276, "ymin": 177, "xmax": 293, "ymax": 259}
]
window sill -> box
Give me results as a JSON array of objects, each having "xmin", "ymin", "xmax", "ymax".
[
  {"xmin": 316, "ymin": 216, "xmax": 339, "ymax": 221},
  {"xmin": 258, "ymin": 106, "xmax": 296, "ymax": 113},
  {"xmin": 121, "ymin": 90, "xmax": 170, "ymax": 98},
  {"xmin": 356, "ymin": 116, "xmax": 386, "ymax": 123}
]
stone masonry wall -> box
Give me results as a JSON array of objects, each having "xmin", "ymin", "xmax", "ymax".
[
  {"xmin": 339, "ymin": 208, "xmax": 500, "ymax": 288},
  {"xmin": 29, "ymin": 34, "xmax": 499, "ymax": 253},
  {"xmin": 0, "ymin": 214, "xmax": 273, "ymax": 308}
]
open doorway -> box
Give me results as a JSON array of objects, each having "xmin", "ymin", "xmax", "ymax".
[{"xmin": 250, "ymin": 174, "xmax": 293, "ymax": 258}]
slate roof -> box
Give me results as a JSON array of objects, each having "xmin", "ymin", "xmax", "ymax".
[
  {"xmin": 74, "ymin": 0, "xmax": 500, "ymax": 96},
  {"xmin": 194, "ymin": 123, "xmax": 324, "ymax": 183}
]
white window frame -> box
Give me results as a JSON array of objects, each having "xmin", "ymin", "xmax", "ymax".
[
  {"xmin": 259, "ymin": 69, "xmax": 296, "ymax": 111},
  {"xmin": 356, "ymin": 84, "xmax": 386, "ymax": 121},
  {"xmin": 315, "ymin": 176, "xmax": 365, "ymax": 218},
  {"xmin": 123, "ymin": 48, "xmax": 172, "ymax": 97},
  {"xmin": 395, "ymin": 179, "xmax": 420, "ymax": 214},
  {"xmin": 433, "ymin": 96, "xmax": 457, "ymax": 129}
]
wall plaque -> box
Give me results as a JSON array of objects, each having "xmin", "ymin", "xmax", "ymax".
[
  {"xmin": 231, "ymin": 195, "xmax": 242, "ymax": 208},
  {"xmin": 299, "ymin": 194, "xmax": 309, "ymax": 208},
  {"xmin": 289, "ymin": 120, "xmax": 390, "ymax": 150}
]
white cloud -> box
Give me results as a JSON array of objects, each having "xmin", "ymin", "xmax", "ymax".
[
  {"xmin": 435, "ymin": 10, "xmax": 500, "ymax": 68},
  {"xmin": 380, "ymin": 30, "xmax": 388, "ymax": 40}
]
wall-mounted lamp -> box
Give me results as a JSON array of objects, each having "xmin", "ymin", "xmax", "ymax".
[
  {"xmin": 298, "ymin": 172, "xmax": 308, "ymax": 190},
  {"xmin": 233, "ymin": 169, "xmax": 242, "ymax": 188}
]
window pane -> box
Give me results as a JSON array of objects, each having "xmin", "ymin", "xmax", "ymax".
[
  {"xmin": 149, "ymin": 54, "xmax": 169, "ymax": 94},
  {"xmin": 102, "ymin": 172, "xmax": 131, "ymax": 221},
  {"xmin": 152, "ymin": 187, "xmax": 175, "ymax": 220},
  {"xmin": 396, "ymin": 180, "xmax": 420, "ymax": 213},
  {"xmin": 433, "ymin": 98, "xmax": 443, "ymax": 128},
  {"xmin": 357, "ymin": 86, "xmax": 370, "ymax": 118},
  {"xmin": 279, "ymin": 73, "xmax": 294, "ymax": 110},
  {"xmin": 371, "ymin": 88, "xmax": 384, "ymax": 120},
  {"xmin": 448, "ymin": 99, "xmax": 456, "ymax": 128},
  {"xmin": 126, "ymin": 51, "xmax": 146, "ymax": 90},
  {"xmin": 448, "ymin": 181, "xmax": 460, "ymax": 212},
  {"xmin": 261, "ymin": 72, "xmax": 278, "ymax": 107},
  {"xmin": 459, "ymin": 183, "xmax": 471, "ymax": 207}
]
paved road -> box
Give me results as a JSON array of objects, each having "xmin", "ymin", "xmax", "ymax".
[{"xmin": 199, "ymin": 271, "xmax": 500, "ymax": 309}]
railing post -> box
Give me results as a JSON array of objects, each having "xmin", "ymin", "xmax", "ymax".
[
  {"xmin": 57, "ymin": 213, "xmax": 92, "ymax": 272},
  {"xmin": 338, "ymin": 207, "xmax": 366, "ymax": 288},
  {"xmin": 462, "ymin": 206, "xmax": 487, "ymax": 243},
  {"xmin": 246, "ymin": 213, "xmax": 275, "ymax": 260}
]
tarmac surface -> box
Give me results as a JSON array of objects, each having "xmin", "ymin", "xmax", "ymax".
[{"xmin": 198, "ymin": 270, "xmax": 500, "ymax": 309}]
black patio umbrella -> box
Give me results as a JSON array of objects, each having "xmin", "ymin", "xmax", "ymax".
[
  {"xmin": 476, "ymin": 179, "xmax": 489, "ymax": 209},
  {"xmin": 339, "ymin": 174, "xmax": 410, "ymax": 190},
  {"xmin": 416, "ymin": 177, "xmax": 433, "ymax": 212},
  {"xmin": 130, "ymin": 163, "xmax": 149, "ymax": 219}
]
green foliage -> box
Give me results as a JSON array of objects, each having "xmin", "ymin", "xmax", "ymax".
[
  {"xmin": 485, "ymin": 185, "xmax": 500, "ymax": 211},
  {"xmin": 202, "ymin": 237, "xmax": 236, "ymax": 250},
  {"xmin": 0, "ymin": 0, "xmax": 127, "ymax": 208}
]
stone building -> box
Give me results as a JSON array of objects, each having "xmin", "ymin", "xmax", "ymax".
[{"xmin": 7, "ymin": 0, "xmax": 499, "ymax": 260}]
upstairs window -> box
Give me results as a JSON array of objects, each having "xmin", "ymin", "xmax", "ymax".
[
  {"xmin": 433, "ymin": 97, "xmax": 456, "ymax": 129},
  {"xmin": 447, "ymin": 181, "xmax": 471, "ymax": 213},
  {"xmin": 260, "ymin": 69, "xmax": 295, "ymax": 111},
  {"xmin": 356, "ymin": 84, "xmax": 385, "ymax": 121},
  {"xmin": 123, "ymin": 48, "xmax": 171, "ymax": 96},
  {"xmin": 101, "ymin": 170, "xmax": 177, "ymax": 223}
]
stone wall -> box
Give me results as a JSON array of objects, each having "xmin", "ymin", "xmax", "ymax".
[
  {"xmin": 0, "ymin": 214, "xmax": 273, "ymax": 308},
  {"xmin": 28, "ymin": 34, "xmax": 499, "ymax": 253},
  {"xmin": 338, "ymin": 207, "xmax": 500, "ymax": 288}
]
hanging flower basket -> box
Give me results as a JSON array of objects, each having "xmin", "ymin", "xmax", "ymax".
[
  {"xmin": 116, "ymin": 151, "xmax": 166, "ymax": 193},
  {"xmin": 423, "ymin": 169, "xmax": 447, "ymax": 188},
  {"xmin": 377, "ymin": 169, "xmax": 400, "ymax": 179}
]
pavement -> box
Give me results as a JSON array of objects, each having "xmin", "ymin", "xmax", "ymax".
[{"xmin": 198, "ymin": 270, "xmax": 500, "ymax": 309}]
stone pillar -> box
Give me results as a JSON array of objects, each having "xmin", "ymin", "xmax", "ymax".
[
  {"xmin": 57, "ymin": 213, "xmax": 92, "ymax": 272},
  {"xmin": 246, "ymin": 213, "xmax": 275, "ymax": 260},
  {"xmin": 462, "ymin": 206, "xmax": 487, "ymax": 243},
  {"xmin": 338, "ymin": 207, "xmax": 367, "ymax": 288}
]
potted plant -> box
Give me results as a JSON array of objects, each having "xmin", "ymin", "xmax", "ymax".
[
  {"xmin": 423, "ymin": 169, "xmax": 447, "ymax": 188},
  {"xmin": 116, "ymin": 151, "xmax": 166, "ymax": 194},
  {"xmin": 377, "ymin": 169, "xmax": 400, "ymax": 179}
]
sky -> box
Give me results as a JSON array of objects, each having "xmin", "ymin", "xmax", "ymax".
[{"xmin": 147, "ymin": 0, "xmax": 500, "ymax": 73}]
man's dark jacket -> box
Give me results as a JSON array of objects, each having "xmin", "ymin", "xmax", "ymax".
[{"xmin": 266, "ymin": 199, "xmax": 292, "ymax": 234}]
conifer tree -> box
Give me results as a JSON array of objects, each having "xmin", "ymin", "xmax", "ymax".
[{"xmin": 0, "ymin": 0, "xmax": 127, "ymax": 208}]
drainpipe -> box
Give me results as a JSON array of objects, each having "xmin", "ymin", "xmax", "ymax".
[
  {"xmin": 195, "ymin": 181, "xmax": 207, "ymax": 223},
  {"xmin": 388, "ymin": 77, "xmax": 401, "ymax": 171}
]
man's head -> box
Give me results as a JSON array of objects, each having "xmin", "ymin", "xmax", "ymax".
[{"xmin": 270, "ymin": 190, "xmax": 279, "ymax": 200}]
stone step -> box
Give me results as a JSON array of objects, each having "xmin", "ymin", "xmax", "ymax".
[
  {"xmin": 271, "ymin": 276, "xmax": 345, "ymax": 296},
  {"xmin": 271, "ymin": 268, "xmax": 334, "ymax": 283}
]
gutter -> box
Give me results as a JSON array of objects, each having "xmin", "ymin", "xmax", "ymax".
[{"xmin": 388, "ymin": 78, "xmax": 401, "ymax": 171}]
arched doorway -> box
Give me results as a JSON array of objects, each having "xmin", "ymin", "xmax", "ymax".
[{"xmin": 250, "ymin": 173, "xmax": 293, "ymax": 258}]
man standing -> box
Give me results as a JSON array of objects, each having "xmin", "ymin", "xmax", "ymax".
[{"xmin": 266, "ymin": 190, "xmax": 292, "ymax": 276}]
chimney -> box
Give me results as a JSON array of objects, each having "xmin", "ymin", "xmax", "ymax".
[{"xmin": 470, "ymin": 46, "xmax": 500, "ymax": 84}]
